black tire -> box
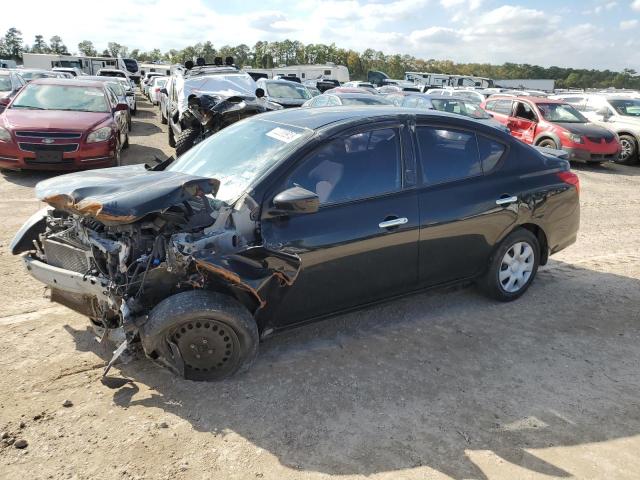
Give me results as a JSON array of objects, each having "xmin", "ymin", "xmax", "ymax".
[
  {"xmin": 127, "ymin": 113, "xmax": 132, "ymax": 132},
  {"xmin": 131, "ymin": 106, "xmax": 136, "ymax": 116},
  {"xmin": 616, "ymin": 134, "xmax": 638, "ymax": 165},
  {"xmin": 479, "ymin": 228, "xmax": 540, "ymax": 302},
  {"xmin": 537, "ymin": 138, "xmax": 558, "ymax": 149},
  {"xmin": 168, "ymin": 124, "xmax": 176, "ymax": 148},
  {"xmin": 140, "ymin": 290, "xmax": 259, "ymax": 381},
  {"xmin": 175, "ymin": 127, "xmax": 201, "ymax": 156},
  {"xmin": 122, "ymin": 131, "xmax": 129, "ymax": 149},
  {"xmin": 160, "ymin": 109, "xmax": 168, "ymax": 125}
]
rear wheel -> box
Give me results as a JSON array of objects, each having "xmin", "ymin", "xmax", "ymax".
[
  {"xmin": 616, "ymin": 134, "xmax": 638, "ymax": 165},
  {"xmin": 479, "ymin": 229, "xmax": 540, "ymax": 301},
  {"xmin": 175, "ymin": 127, "xmax": 201, "ymax": 156},
  {"xmin": 537, "ymin": 138, "xmax": 558, "ymax": 149},
  {"xmin": 140, "ymin": 290, "xmax": 259, "ymax": 381},
  {"xmin": 160, "ymin": 108, "xmax": 168, "ymax": 125}
]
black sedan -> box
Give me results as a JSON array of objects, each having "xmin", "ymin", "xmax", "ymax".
[{"xmin": 12, "ymin": 107, "xmax": 580, "ymax": 381}]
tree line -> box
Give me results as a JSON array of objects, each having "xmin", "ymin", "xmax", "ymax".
[{"xmin": 1, "ymin": 27, "xmax": 639, "ymax": 90}]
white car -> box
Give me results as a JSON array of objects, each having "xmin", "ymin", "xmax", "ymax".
[
  {"xmin": 551, "ymin": 93, "xmax": 640, "ymax": 164},
  {"xmin": 425, "ymin": 88, "xmax": 486, "ymax": 104},
  {"xmin": 142, "ymin": 72, "xmax": 164, "ymax": 97},
  {"xmin": 148, "ymin": 77, "xmax": 168, "ymax": 105}
]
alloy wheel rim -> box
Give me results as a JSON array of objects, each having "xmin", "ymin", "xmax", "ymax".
[
  {"xmin": 619, "ymin": 139, "xmax": 632, "ymax": 160},
  {"xmin": 499, "ymin": 241, "xmax": 534, "ymax": 293}
]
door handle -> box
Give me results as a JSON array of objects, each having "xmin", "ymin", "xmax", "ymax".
[
  {"xmin": 378, "ymin": 217, "xmax": 408, "ymax": 229},
  {"xmin": 496, "ymin": 195, "xmax": 518, "ymax": 206}
]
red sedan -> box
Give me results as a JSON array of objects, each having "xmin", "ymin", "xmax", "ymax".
[
  {"xmin": 0, "ymin": 78, "xmax": 129, "ymax": 171},
  {"xmin": 482, "ymin": 96, "xmax": 620, "ymax": 164}
]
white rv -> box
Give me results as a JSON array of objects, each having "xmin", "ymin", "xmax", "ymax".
[
  {"xmin": 22, "ymin": 53, "xmax": 140, "ymax": 82},
  {"xmin": 243, "ymin": 64, "xmax": 349, "ymax": 83},
  {"xmin": 139, "ymin": 62, "xmax": 174, "ymax": 77},
  {"xmin": 404, "ymin": 72, "xmax": 494, "ymax": 89}
]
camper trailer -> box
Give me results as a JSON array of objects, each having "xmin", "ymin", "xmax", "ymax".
[
  {"xmin": 243, "ymin": 64, "xmax": 349, "ymax": 83},
  {"xmin": 22, "ymin": 53, "xmax": 140, "ymax": 82}
]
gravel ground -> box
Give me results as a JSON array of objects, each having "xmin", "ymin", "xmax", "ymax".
[{"xmin": 0, "ymin": 96, "xmax": 639, "ymax": 480}]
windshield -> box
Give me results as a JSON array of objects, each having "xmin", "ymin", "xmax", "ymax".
[
  {"xmin": 0, "ymin": 77, "xmax": 11, "ymax": 91},
  {"xmin": 123, "ymin": 59, "xmax": 138, "ymax": 73},
  {"xmin": 154, "ymin": 78, "xmax": 167, "ymax": 87},
  {"xmin": 341, "ymin": 96, "xmax": 390, "ymax": 106},
  {"xmin": 100, "ymin": 71, "xmax": 125, "ymax": 78},
  {"xmin": 11, "ymin": 84, "xmax": 108, "ymax": 112},
  {"xmin": 168, "ymin": 118, "xmax": 312, "ymax": 203},
  {"xmin": 609, "ymin": 99, "xmax": 640, "ymax": 117},
  {"xmin": 537, "ymin": 103, "xmax": 587, "ymax": 123},
  {"xmin": 266, "ymin": 82, "xmax": 311, "ymax": 100}
]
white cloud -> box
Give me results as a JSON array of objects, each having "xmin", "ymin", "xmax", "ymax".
[
  {"xmin": 632, "ymin": 0, "xmax": 640, "ymax": 11},
  {"xmin": 620, "ymin": 19, "xmax": 639, "ymax": 29}
]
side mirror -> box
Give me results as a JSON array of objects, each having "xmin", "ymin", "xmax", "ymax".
[
  {"xmin": 596, "ymin": 108, "xmax": 611, "ymax": 119},
  {"xmin": 255, "ymin": 88, "xmax": 265, "ymax": 99},
  {"xmin": 160, "ymin": 87, "xmax": 168, "ymax": 95},
  {"xmin": 114, "ymin": 103, "xmax": 128, "ymax": 112},
  {"xmin": 271, "ymin": 186, "xmax": 319, "ymax": 215}
]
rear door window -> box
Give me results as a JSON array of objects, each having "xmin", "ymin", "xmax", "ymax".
[
  {"xmin": 477, "ymin": 136, "xmax": 506, "ymax": 172},
  {"xmin": 416, "ymin": 126, "xmax": 483, "ymax": 184},
  {"xmin": 485, "ymin": 99, "xmax": 513, "ymax": 115},
  {"xmin": 285, "ymin": 128, "xmax": 402, "ymax": 204}
]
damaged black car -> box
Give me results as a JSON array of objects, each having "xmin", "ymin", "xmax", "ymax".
[
  {"xmin": 11, "ymin": 107, "xmax": 580, "ymax": 381},
  {"xmin": 165, "ymin": 57, "xmax": 282, "ymax": 156}
]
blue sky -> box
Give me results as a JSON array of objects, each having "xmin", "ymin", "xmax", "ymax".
[{"xmin": 3, "ymin": 0, "xmax": 640, "ymax": 70}]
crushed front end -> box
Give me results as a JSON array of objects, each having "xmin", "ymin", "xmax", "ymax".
[{"xmin": 11, "ymin": 166, "xmax": 300, "ymax": 376}]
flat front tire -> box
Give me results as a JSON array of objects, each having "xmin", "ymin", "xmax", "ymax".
[
  {"xmin": 140, "ymin": 290, "xmax": 259, "ymax": 381},
  {"xmin": 479, "ymin": 229, "xmax": 540, "ymax": 302}
]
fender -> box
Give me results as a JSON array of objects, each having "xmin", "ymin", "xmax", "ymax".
[
  {"xmin": 533, "ymin": 131, "xmax": 562, "ymax": 148},
  {"xmin": 9, "ymin": 207, "xmax": 49, "ymax": 254}
]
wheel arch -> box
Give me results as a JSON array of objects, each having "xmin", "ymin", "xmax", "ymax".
[{"xmin": 517, "ymin": 223, "xmax": 549, "ymax": 265}]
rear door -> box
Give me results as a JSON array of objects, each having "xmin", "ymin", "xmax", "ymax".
[
  {"xmin": 261, "ymin": 124, "xmax": 420, "ymax": 325},
  {"xmin": 510, "ymin": 101, "xmax": 538, "ymax": 144},
  {"xmin": 414, "ymin": 123, "xmax": 518, "ymax": 286}
]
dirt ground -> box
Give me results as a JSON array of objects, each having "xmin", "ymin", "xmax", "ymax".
[{"xmin": 1, "ymin": 96, "xmax": 639, "ymax": 480}]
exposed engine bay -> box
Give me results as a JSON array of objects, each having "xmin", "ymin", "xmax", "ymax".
[{"xmin": 12, "ymin": 164, "xmax": 301, "ymax": 377}]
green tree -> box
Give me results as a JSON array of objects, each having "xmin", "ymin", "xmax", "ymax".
[
  {"xmin": 32, "ymin": 35, "xmax": 49, "ymax": 54},
  {"xmin": 107, "ymin": 42, "xmax": 122, "ymax": 57},
  {"xmin": 77, "ymin": 40, "xmax": 97, "ymax": 56},
  {"xmin": 4, "ymin": 28, "xmax": 24, "ymax": 60},
  {"xmin": 49, "ymin": 35, "xmax": 68, "ymax": 55}
]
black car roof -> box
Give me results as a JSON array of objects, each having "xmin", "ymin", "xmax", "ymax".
[{"xmin": 256, "ymin": 106, "xmax": 508, "ymax": 134}]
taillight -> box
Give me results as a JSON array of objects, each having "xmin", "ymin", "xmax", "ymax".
[
  {"xmin": 0, "ymin": 97, "xmax": 9, "ymax": 106},
  {"xmin": 557, "ymin": 171, "xmax": 580, "ymax": 195},
  {"xmin": 154, "ymin": 87, "xmax": 160, "ymax": 92}
]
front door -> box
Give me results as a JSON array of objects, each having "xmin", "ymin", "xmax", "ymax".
[
  {"xmin": 261, "ymin": 126, "xmax": 420, "ymax": 326},
  {"xmin": 510, "ymin": 101, "xmax": 538, "ymax": 144}
]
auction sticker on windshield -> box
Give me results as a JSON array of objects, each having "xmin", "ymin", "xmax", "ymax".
[{"xmin": 266, "ymin": 127, "xmax": 301, "ymax": 143}]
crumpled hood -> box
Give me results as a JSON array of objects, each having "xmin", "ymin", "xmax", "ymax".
[
  {"xmin": 35, "ymin": 164, "xmax": 220, "ymax": 225},
  {"xmin": 556, "ymin": 122, "xmax": 614, "ymax": 138}
]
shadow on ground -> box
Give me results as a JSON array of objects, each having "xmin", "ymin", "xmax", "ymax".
[{"xmin": 64, "ymin": 259, "xmax": 640, "ymax": 479}]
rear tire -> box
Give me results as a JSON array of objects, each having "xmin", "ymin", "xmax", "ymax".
[
  {"xmin": 160, "ymin": 109, "xmax": 168, "ymax": 125},
  {"xmin": 479, "ymin": 228, "xmax": 540, "ymax": 302},
  {"xmin": 616, "ymin": 134, "xmax": 638, "ymax": 165},
  {"xmin": 140, "ymin": 290, "xmax": 259, "ymax": 381},
  {"xmin": 175, "ymin": 127, "xmax": 201, "ymax": 156}
]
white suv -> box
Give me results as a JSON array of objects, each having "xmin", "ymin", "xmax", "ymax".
[{"xmin": 551, "ymin": 93, "xmax": 640, "ymax": 164}]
